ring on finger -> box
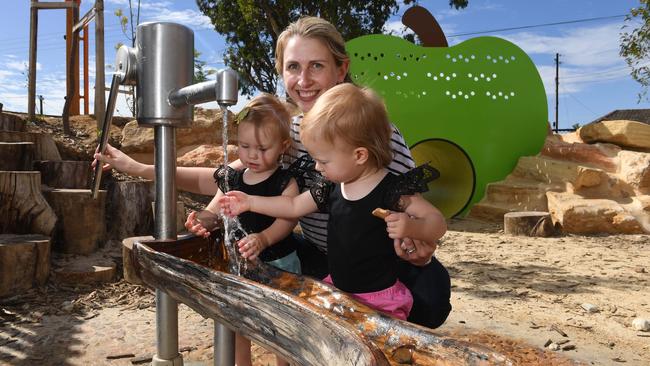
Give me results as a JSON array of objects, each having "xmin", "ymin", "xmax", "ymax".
[{"xmin": 406, "ymin": 247, "xmax": 416, "ymax": 254}]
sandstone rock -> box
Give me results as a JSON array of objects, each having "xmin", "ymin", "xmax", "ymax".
[
  {"xmin": 120, "ymin": 108, "xmax": 237, "ymax": 156},
  {"xmin": 618, "ymin": 150, "xmax": 650, "ymax": 192},
  {"xmin": 546, "ymin": 192, "xmax": 645, "ymax": 234},
  {"xmin": 541, "ymin": 135, "xmax": 619, "ymax": 172},
  {"xmin": 579, "ymin": 120, "xmax": 650, "ymax": 150},
  {"xmin": 177, "ymin": 144, "xmax": 238, "ymax": 168}
]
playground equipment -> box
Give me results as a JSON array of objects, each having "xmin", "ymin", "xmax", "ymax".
[
  {"xmin": 91, "ymin": 21, "xmax": 238, "ymax": 366},
  {"xmin": 28, "ymin": 0, "xmax": 106, "ymax": 131},
  {"xmin": 346, "ymin": 7, "xmax": 548, "ymax": 218}
]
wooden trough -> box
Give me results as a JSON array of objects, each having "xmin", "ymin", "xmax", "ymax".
[{"xmin": 130, "ymin": 234, "xmax": 578, "ymax": 365}]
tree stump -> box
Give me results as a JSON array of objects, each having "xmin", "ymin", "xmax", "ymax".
[
  {"xmin": 122, "ymin": 235, "xmax": 153, "ymax": 286},
  {"xmin": 0, "ymin": 171, "xmax": 57, "ymax": 236},
  {"xmin": 504, "ymin": 211, "xmax": 555, "ymax": 237},
  {"xmin": 33, "ymin": 160, "xmax": 91, "ymax": 189},
  {"xmin": 0, "ymin": 131, "xmax": 61, "ymax": 161},
  {"xmin": 52, "ymin": 254, "xmax": 116, "ymax": 285},
  {"xmin": 43, "ymin": 189, "xmax": 107, "ymax": 254},
  {"xmin": 0, "ymin": 142, "xmax": 34, "ymax": 170},
  {"xmin": 0, "ymin": 113, "xmax": 26, "ymax": 132},
  {"xmin": 105, "ymin": 180, "xmax": 155, "ymax": 240},
  {"xmin": 0, "ymin": 234, "xmax": 51, "ymax": 297}
]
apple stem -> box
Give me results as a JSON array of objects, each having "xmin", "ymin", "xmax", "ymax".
[{"xmin": 402, "ymin": 5, "xmax": 448, "ymax": 47}]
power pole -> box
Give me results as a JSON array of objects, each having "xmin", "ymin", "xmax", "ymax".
[{"xmin": 554, "ymin": 53, "xmax": 560, "ymax": 133}]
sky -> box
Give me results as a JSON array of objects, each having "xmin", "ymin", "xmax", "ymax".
[{"xmin": 0, "ymin": 0, "xmax": 645, "ymax": 130}]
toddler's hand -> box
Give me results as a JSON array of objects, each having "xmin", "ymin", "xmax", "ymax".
[
  {"xmin": 185, "ymin": 210, "xmax": 213, "ymax": 238},
  {"xmin": 385, "ymin": 212, "xmax": 412, "ymax": 239},
  {"xmin": 218, "ymin": 191, "xmax": 250, "ymax": 216},
  {"xmin": 237, "ymin": 233, "xmax": 268, "ymax": 260}
]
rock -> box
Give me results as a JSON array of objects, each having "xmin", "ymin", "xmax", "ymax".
[
  {"xmin": 176, "ymin": 144, "xmax": 238, "ymax": 168},
  {"xmin": 632, "ymin": 318, "xmax": 650, "ymax": 331},
  {"xmin": 547, "ymin": 342, "xmax": 560, "ymax": 351},
  {"xmin": 547, "ymin": 192, "xmax": 645, "ymax": 234},
  {"xmin": 541, "ymin": 135, "xmax": 619, "ymax": 172},
  {"xmin": 581, "ymin": 303, "xmax": 599, "ymax": 313},
  {"xmin": 120, "ymin": 107, "xmax": 237, "ymax": 158},
  {"xmin": 579, "ymin": 120, "xmax": 650, "ymax": 149}
]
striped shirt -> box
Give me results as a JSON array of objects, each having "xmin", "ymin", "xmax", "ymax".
[{"xmin": 283, "ymin": 115, "xmax": 415, "ymax": 252}]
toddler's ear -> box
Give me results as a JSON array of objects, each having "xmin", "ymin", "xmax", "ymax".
[
  {"xmin": 353, "ymin": 147, "xmax": 369, "ymax": 165},
  {"xmin": 281, "ymin": 139, "xmax": 291, "ymax": 152}
]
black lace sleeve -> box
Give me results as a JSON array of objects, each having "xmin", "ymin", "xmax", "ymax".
[
  {"xmin": 213, "ymin": 165, "xmax": 240, "ymax": 192},
  {"xmin": 309, "ymin": 176, "xmax": 335, "ymax": 212},
  {"xmin": 384, "ymin": 164, "xmax": 440, "ymax": 211},
  {"xmin": 286, "ymin": 154, "xmax": 320, "ymax": 191}
]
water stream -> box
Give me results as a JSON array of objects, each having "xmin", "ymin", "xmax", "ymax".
[{"xmin": 219, "ymin": 106, "xmax": 248, "ymax": 275}]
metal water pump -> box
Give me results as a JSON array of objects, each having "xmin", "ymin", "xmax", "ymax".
[{"xmin": 92, "ymin": 22, "xmax": 238, "ymax": 366}]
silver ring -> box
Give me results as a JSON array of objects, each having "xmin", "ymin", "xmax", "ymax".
[{"xmin": 406, "ymin": 248, "xmax": 416, "ymax": 254}]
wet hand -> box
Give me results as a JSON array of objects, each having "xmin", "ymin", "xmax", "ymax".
[
  {"xmin": 185, "ymin": 211, "xmax": 212, "ymax": 238},
  {"xmin": 218, "ymin": 191, "xmax": 250, "ymax": 216},
  {"xmin": 238, "ymin": 233, "xmax": 268, "ymax": 260}
]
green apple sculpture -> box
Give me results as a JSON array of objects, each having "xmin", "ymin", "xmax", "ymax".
[{"xmin": 346, "ymin": 33, "xmax": 548, "ymax": 217}]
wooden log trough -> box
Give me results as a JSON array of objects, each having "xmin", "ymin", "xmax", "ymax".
[{"xmin": 131, "ymin": 234, "xmax": 582, "ymax": 365}]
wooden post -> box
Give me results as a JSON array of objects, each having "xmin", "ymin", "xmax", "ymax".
[
  {"xmin": 95, "ymin": 0, "xmax": 106, "ymax": 130},
  {"xmin": 28, "ymin": 0, "xmax": 39, "ymax": 122}
]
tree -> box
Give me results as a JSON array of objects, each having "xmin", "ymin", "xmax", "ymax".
[
  {"xmin": 114, "ymin": 1, "xmax": 141, "ymax": 116},
  {"xmin": 194, "ymin": 49, "xmax": 216, "ymax": 83},
  {"xmin": 620, "ymin": 0, "xmax": 650, "ymax": 102},
  {"xmin": 196, "ymin": 1, "xmax": 468, "ymax": 96}
]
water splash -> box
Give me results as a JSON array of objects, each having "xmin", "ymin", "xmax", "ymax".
[{"xmin": 219, "ymin": 105, "xmax": 248, "ymax": 275}]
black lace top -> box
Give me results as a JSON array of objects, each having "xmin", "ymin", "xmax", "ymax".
[
  {"xmin": 305, "ymin": 164, "xmax": 439, "ymax": 293},
  {"xmin": 214, "ymin": 166, "xmax": 297, "ymax": 262}
]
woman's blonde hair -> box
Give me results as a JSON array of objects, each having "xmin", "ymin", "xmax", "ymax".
[
  {"xmin": 301, "ymin": 84, "xmax": 393, "ymax": 169},
  {"xmin": 275, "ymin": 16, "xmax": 349, "ymax": 77},
  {"xmin": 237, "ymin": 93, "xmax": 291, "ymax": 143}
]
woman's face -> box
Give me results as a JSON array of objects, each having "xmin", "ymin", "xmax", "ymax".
[{"xmin": 281, "ymin": 36, "xmax": 349, "ymax": 113}]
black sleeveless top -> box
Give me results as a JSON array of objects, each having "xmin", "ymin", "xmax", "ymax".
[
  {"xmin": 214, "ymin": 166, "xmax": 298, "ymax": 262},
  {"xmin": 308, "ymin": 164, "xmax": 439, "ymax": 293}
]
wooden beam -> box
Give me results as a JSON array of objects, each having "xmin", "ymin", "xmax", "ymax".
[{"xmin": 32, "ymin": 1, "xmax": 78, "ymax": 9}]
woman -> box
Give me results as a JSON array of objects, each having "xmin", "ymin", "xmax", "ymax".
[{"xmin": 94, "ymin": 16, "xmax": 450, "ymax": 328}]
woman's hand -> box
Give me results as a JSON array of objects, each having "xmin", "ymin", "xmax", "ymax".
[
  {"xmin": 237, "ymin": 233, "xmax": 268, "ymax": 260},
  {"xmin": 393, "ymin": 237, "xmax": 437, "ymax": 266},
  {"xmin": 218, "ymin": 191, "xmax": 251, "ymax": 216}
]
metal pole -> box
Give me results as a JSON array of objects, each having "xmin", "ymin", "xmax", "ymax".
[
  {"xmin": 554, "ymin": 52, "xmax": 559, "ymax": 133},
  {"xmin": 95, "ymin": 0, "xmax": 105, "ymax": 130},
  {"xmin": 214, "ymin": 323, "xmax": 235, "ymax": 366},
  {"xmin": 152, "ymin": 125, "xmax": 183, "ymax": 366},
  {"xmin": 28, "ymin": 0, "xmax": 38, "ymax": 121},
  {"xmin": 38, "ymin": 95, "xmax": 44, "ymax": 115}
]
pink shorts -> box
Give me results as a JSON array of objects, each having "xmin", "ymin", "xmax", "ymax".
[{"xmin": 323, "ymin": 275, "xmax": 413, "ymax": 320}]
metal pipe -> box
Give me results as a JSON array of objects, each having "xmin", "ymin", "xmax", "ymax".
[
  {"xmin": 168, "ymin": 80, "xmax": 217, "ymax": 107},
  {"xmin": 152, "ymin": 125, "xmax": 182, "ymax": 365},
  {"xmin": 214, "ymin": 323, "xmax": 235, "ymax": 366}
]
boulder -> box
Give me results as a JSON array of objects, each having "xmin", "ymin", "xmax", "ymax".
[
  {"xmin": 120, "ymin": 108, "xmax": 237, "ymax": 161},
  {"xmin": 579, "ymin": 120, "xmax": 650, "ymax": 150},
  {"xmin": 177, "ymin": 144, "xmax": 238, "ymax": 168},
  {"xmin": 546, "ymin": 191, "xmax": 645, "ymax": 234}
]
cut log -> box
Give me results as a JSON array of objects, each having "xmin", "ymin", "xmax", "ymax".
[
  {"xmin": 52, "ymin": 255, "xmax": 116, "ymax": 285},
  {"xmin": 32, "ymin": 160, "xmax": 91, "ymax": 189},
  {"xmin": 0, "ymin": 171, "xmax": 57, "ymax": 236},
  {"xmin": 0, "ymin": 142, "xmax": 34, "ymax": 170},
  {"xmin": 504, "ymin": 211, "xmax": 555, "ymax": 237},
  {"xmin": 105, "ymin": 181, "xmax": 155, "ymax": 240},
  {"xmin": 43, "ymin": 189, "xmax": 107, "ymax": 254},
  {"xmin": 0, "ymin": 131, "xmax": 61, "ymax": 160},
  {"xmin": 0, "ymin": 234, "xmax": 50, "ymax": 297},
  {"xmin": 122, "ymin": 235, "xmax": 153, "ymax": 286},
  {"xmin": 0, "ymin": 113, "xmax": 26, "ymax": 132}
]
